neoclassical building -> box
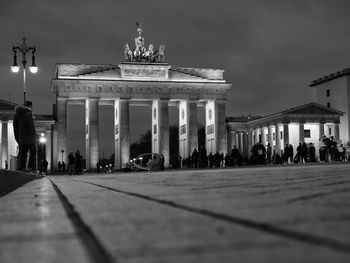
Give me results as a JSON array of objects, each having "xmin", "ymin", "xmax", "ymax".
[
  {"xmin": 226, "ymin": 103, "xmax": 343, "ymax": 159},
  {"xmin": 310, "ymin": 68, "xmax": 350, "ymax": 144},
  {"xmin": 50, "ymin": 25, "xmax": 231, "ymax": 169}
]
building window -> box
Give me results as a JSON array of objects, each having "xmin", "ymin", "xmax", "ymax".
[
  {"xmin": 304, "ymin": 129, "xmax": 311, "ymax": 138},
  {"xmin": 326, "ymin": 102, "xmax": 331, "ymax": 108},
  {"xmin": 329, "ymin": 127, "xmax": 332, "ymax": 136},
  {"xmin": 280, "ymin": 131, "xmax": 283, "ymax": 140},
  {"xmin": 326, "ymin": 89, "xmax": 330, "ymax": 97}
]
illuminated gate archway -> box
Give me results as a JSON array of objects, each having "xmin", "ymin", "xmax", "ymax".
[{"xmin": 51, "ymin": 26, "xmax": 231, "ymax": 169}]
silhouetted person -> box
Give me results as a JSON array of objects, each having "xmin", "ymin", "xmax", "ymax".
[
  {"xmin": 191, "ymin": 148, "xmax": 199, "ymax": 168},
  {"xmin": 75, "ymin": 150, "xmax": 82, "ymax": 174},
  {"xmin": 62, "ymin": 161, "xmax": 66, "ymax": 172},
  {"xmin": 13, "ymin": 101, "xmax": 37, "ymax": 172},
  {"xmin": 57, "ymin": 161, "xmax": 62, "ymax": 172},
  {"xmin": 68, "ymin": 152, "xmax": 76, "ymax": 175},
  {"xmin": 300, "ymin": 142, "xmax": 308, "ymax": 163},
  {"xmin": 266, "ymin": 143, "xmax": 272, "ymax": 164},
  {"xmin": 309, "ymin": 143, "xmax": 316, "ymax": 162},
  {"xmin": 208, "ymin": 152, "xmax": 214, "ymax": 168},
  {"xmin": 288, "ymin": 144, "xmax": 294, "ymax": 163},
  {"xmin": 231, "ymin": 145, "xmax": 240, "ymax": 166}
]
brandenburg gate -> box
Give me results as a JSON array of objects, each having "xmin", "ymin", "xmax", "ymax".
[{"xmin": 51, "ymin": 24, "xmax": 231, "ymax": 169}]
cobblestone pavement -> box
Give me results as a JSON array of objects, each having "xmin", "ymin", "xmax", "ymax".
[{"xmin": 1, "ymin": 163, "xmax": 350, "ymax": 262}]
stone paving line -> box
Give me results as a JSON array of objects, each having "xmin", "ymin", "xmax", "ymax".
[{"xmin": 1, "ymin": 163, "xmax": 350, "ymax": 262}]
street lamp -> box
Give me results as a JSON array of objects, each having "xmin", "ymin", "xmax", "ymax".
[
  {"xmin": 39, "ymin": 133, "xmax": 47, "ymax": 144},
  {"xmin": 11, "ymin": 37, "xmax": 38, "ymax": 104}
]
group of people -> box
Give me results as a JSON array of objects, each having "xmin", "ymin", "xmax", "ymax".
[
  {"xmin": 58, "ymin": 150, "xmax": 83, "ymax": 175},
  {"xmin": 249, "ymin": 135, "xmax": 350, "ymax": 166},
  {"xmin": 318, "ymin": 135, "xmax": 350, "ymax": 162},
  {"xmin": 169, "ymin": 135, "xmax": 350, "ymax": 170},
  {"xmin": 170, "ymin": 146, "xmax": 234, "ymax": 169}
]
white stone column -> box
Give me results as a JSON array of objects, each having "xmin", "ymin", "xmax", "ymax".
[
  {"xmin": 152, "ymin": 99, "xmax": 169, "ymax": 167},
  {"xmin": 1, "ymin": 121, "xmax": 8, "ymax": 168},
  {"xmin": 299, "ymin": 123, "xmax": 305, "ymax": 143},
  {"xmin": 261, "ymin": 127, "xmax": 267, "ymax": 146},
  {"xmin": 179, "ymin": 100, "xmax": 198, "ymax": 159},
  {"xmin": 52, "ymin": 123, "xmax": 58, "ymax": 171},
  {"xmin": 57, "ymin": 98, "xmax": 68, "ymax": 166},
  {"xmin": 216, "ymin": 101, "xmax": 227, "ymax": 154},
  {"xmin": 205, "ymin": 100, "xmax": 227, "ymax": 154},
  {"xmin": 276, "ymin": 124, "xmax": 282, "ymax": 155},
  {"xmin": 283, "ymin": 124, "xmax": 289, "ymax": 146},
  {"xmin": 205, "ymin": 100, "xmax": 216, "ymax": 154},
  {"xmin": 239, "ymin": 132, "xmax": 244, "ymax": 155},
  {"xmin": 85, "ymin": 98, "xmax": 99, "ymax": 170},
  {"xmin": 114, "ymin": 99, "xmax": 130, "ymax": 169},
  {"xmin": 247, "ymin": 130, "xmax": 253, "ymax": 157},
  {"xmin": 45, "ymin": 130, "xmax": 52, "ymax": 171},
  {"xmin": 268, "ymin": 125, "xmax": 274, "ymax": 150},
  {"xmin": 243, "ymin": 132, "xmax": 248, "ymax": 157}
]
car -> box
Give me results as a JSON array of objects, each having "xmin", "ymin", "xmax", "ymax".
[
  {"xmin": 97, "ymin": 159, "xmax": 113, "ymax": 173},
  {"xmin": 129, "ymin": 153, "xmax": 165, "ymax": 171}
]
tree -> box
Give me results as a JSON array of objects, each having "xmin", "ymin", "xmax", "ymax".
[{"xmin": 130, "ymin": 130, "xmax": 151, "ymax": 158}]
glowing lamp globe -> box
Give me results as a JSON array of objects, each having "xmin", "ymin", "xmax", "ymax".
[
  {"xmin": 29, "ymin": 66, "xmax": 38, "ymax": 73},
  {"xmin": 11, "ymin": 65, "xmax": 20, "ymax": 73}
]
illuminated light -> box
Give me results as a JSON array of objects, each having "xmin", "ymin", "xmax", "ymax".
[
  {"xmin": 39, "ymin": 133, "xmax": 47, "ymax": 143},
  {"xmin": 29, "ymin": 66, "xmax": 38, "ymax": 73},
  {"xmin": 11, "ymin": 65, "xmax": 20, "ymax": 73}
]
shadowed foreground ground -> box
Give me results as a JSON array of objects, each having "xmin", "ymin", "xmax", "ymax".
[{"xmin": 1, "ymin": 163, "xmax": 350, "ymax": 263}]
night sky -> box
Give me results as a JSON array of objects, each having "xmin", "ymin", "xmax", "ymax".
[{"xmin": 1, "ymin": 0, "xmax": 350, "ymax": 156}]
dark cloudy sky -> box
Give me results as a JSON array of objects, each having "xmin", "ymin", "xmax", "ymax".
[{"xmin": 1, "ymin": 0, "xmax": 350, "ymax": 155}]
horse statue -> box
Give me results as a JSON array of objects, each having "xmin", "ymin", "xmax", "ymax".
[
  {"xmin": 124, "ymin": 43, "xmax": 133, "ymax": 61},
  {"xmin": 153, "ymin": 45, "xmax": 165, "ymax": 63},
  {"xmin": 145, "ymin": 44, "xmax": 154, "ymax": 62}
]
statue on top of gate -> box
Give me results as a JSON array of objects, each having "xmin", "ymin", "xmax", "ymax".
[{"xmin": 124, "ymin": 23, "xmax": 166, "ymax": 63}]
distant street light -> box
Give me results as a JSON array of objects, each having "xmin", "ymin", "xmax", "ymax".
[
  {"xmin": 39, "ymin": 133, "xmax": 47, "ymax": 144},
  {"xmin": 11, "ymin": 38, "xmax": 38, "ymax": 104}
]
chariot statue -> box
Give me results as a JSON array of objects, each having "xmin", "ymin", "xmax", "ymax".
[{"xmin": 124, "ymin": 23, "xmax": 165, "ymax": 63}]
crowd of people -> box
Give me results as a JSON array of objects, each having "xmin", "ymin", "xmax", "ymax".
[
  {"xmin": 169, "ymin": 135, "xmax": 350, "ymax": 169},
  {"xmin": 57, "ymin": 150, "xmax": 83, "ymax": 175}
]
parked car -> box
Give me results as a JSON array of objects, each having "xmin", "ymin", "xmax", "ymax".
[
  {"xmin": 129, "ymin": 153, "xmax": 165, "ymax": 171},
  {"xmin": 97, "ymin": 159, "xmax": 113, "ymax": 173}
]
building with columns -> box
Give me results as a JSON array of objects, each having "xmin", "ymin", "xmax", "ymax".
[
  {"xmin": 310, "ymin": 68, "xmax": 350, "ymax": 144},
  {"xmin": 50, "ymin": 24, "xmax": 231, "ymax": 170},
  {"xmin": 226, "ymin": 103, "xmax": 343, "ymax": 160},
  {"xmin": 51, "ymin": 63, "xmax": 231, "ymax": 169}
]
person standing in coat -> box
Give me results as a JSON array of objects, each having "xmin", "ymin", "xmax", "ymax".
[{"xmin": 13, "ymin": 101, "xmax": 37, "ymax": 172}]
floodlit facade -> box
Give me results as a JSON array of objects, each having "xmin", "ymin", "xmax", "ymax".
[
  {"xmin": 50, "ymin": 25, "xmax": 231, "ymax": 169},
  {"xmin": 226, "ymin": 103, "xmax": 343, "ymax": 159},
  {"xmin": 310, "ymin": 68, "xmax": 350, "ymax": 144}
]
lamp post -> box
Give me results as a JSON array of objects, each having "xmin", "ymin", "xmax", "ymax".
[{"xmin": 11, "ymin": 37, "xmax": 38, "ymax": 104}]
